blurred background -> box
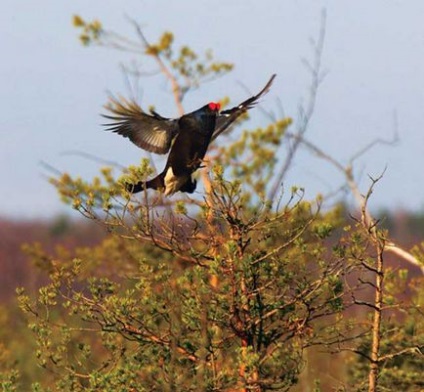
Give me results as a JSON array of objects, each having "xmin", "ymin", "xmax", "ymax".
[
  {"xmin": 1, "ymin": 0, "xmax": 424, "ymax": 219},
  {"xmin": 1, "ymin": 2, "xmax": 424, "ymax": 389}
]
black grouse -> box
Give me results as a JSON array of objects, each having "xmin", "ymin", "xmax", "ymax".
[{"xmin": 103, "ymin": 74, "xmax": 276, "ymax": 195}]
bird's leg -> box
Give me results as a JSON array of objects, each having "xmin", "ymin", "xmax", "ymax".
[
  {"xmin": 187, "ymin": 153, "xmax": 206, "ymax": 170},
  {"xmin": 187, "ymin": 155, "xmax": 210, "ymax": 170},
  {"xmin": 198, "ymin": 157, "xmax": 211, "ymax": 169}
]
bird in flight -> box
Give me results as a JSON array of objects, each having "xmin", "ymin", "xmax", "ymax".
[{"xmin": 103, "ymin": 74, "xmax": 276, "ymax": 196}]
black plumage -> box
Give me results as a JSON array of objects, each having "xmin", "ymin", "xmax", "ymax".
[{"xmin": 103, "ymin": 74, "xmax": 276, "ymax": 195}]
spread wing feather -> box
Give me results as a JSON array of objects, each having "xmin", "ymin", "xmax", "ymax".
[
  {"xmin": 103, "ymin": 97, "xmax": 178, "ymax": 155},
  {"xmin": 212, "ymin": 74, "xmax": 276, "ymax": 141}
]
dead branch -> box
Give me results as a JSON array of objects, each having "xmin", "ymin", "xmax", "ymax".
[
  {"xmin": 379, "ymin": 346, "xmax": 423, "ymax": 362},
  {"xmin": 128, "ymin": 18, "xmax": 185, "ymax": 116},
  {"xmin": 283, "ymin": 130, "xmax": 423, "ymax": 274},
  {"xmin": 60, "ymin": 150, "xmax": 127, "ymax": 169},
  {"xmin": 268, "ymin": 9, "xmax": 327, "ymax": 200}
]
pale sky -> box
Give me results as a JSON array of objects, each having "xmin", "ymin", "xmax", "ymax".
[{"xmin": 1, "ymin": 1, "xmax": 424, "ymax": 218}]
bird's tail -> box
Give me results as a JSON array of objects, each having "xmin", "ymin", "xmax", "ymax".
[{"xmin": 125, "ymin": 174, "xmax": 164, "ymax": 194}]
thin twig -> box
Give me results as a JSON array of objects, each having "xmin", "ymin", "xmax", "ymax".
[
  {"xmin": 128, "ymin": 18, "xmax": 185, "ymax": 115},
  {"xmin": 268, "ymin": 9, "xmax": 327, "ymax": 200}
]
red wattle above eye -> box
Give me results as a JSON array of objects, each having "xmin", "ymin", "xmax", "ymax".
[{"xmin": 208, "ymin": 102, "xmax": 221, "ymax": 111}]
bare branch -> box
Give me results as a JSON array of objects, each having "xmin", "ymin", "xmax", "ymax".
[
  {"xmin": 284, "ymin": 131, "xmax": 422, "ymax": 274},
  {"xmin": 60, "ymin": 150, "xmax": 127, "ymax": 169},
  {"xmin": 128, "ymin": 18, "xmax": 185, "ymax": 115},
  {"xmin": 349, "ymin": 133, "xmax": 399, "ymax": 165},
  {"xmin": 379, "ymin": 346, "xmax": 423, "ymax": 362},
  {"xmin": 268, "ymin": 8, "xmax": 327, "ymax": 200},
  {"xmin": 385, "ymin": 242, "xmax": 424, "ymax": 274}
]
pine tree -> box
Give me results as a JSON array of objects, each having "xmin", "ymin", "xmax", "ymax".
[{"xmin": 2, "ymin": 14, "xmax": 422, "ymax": 392}]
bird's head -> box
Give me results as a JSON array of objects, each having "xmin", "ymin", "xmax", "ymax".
[{"xmin": 208, "ymin": 102, "xmax": 221, "ymax": 112}]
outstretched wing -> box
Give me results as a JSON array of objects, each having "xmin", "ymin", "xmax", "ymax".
[
  {"xmin": 102, "ymin": 97, "xmax": 179, "ymax": 155},
  {"xmin": 212, "ymin": 74, "xmax": 276, "ymax": 141}
]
